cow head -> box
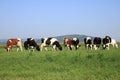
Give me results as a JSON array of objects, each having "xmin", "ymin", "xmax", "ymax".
[
  {"xmin": 102, "ymin": 43, "xmax": 109, "ymax": 50},
  {"xmin": 58, "ymin": 45, "xmax": 62, "ymax": 51},
  {"xmin": 6, "ymin": 46, "xmax": 12, "ymax": 52},
  {"xmin": 53, "ymin": 41, "xmax": 62, "ymax": 51},
  {"xmin": 36, "ymin": 45, "xmax": 40, "ymax": 51}
]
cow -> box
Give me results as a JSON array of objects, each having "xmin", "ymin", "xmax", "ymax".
[
  {"xmin": 72, "ymin": 38, "xmax": 80, "ymax": 50},
  {"xmin": 93, "ymin": 37, "xmax": 101, "ymax": 50},
  {"xmin": 84, "ymin": 37, "xmax": 92, "ymax": 50},
  {"xmin": 64, "ymin": 38, "xmax": 72, "ymax": 50},
  {"xmin": 40, "ymin": 37, "xmax": 62, "ymax": 51},
  {"xmin": 6, "ymin": 38, "xmax": 23, "ymax": 52},
  {"xmin": 24, "ymin": 38, "xmax": 40, "ymax": 52},
  {"xmin": 102, "ymin": 36, "xmax": 111, "ymax": 50},
  {"xmin": 64, "ymin": 37, "xmax": 79, "ymax": 50}
]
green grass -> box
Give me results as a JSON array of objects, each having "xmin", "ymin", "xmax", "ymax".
[{"xmin": 0, "ymin": 43, "xmax": 120, "ymax": 80}]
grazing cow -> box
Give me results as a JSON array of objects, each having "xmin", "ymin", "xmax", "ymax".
[
  {"xmin": 64, "ymin": 38, "xmax": 72, "ymax": 50},
  {"xmin": 64, "ymin": 37, "xmax": 79, "ymax": 50},
  {"xmin": 93, "ymin": 37, "xmax": 101, "ymax": 50},
  {"xmin": 6, "ymin": 38, "xmax": 23, "ymax": 52},
  {"xmin": 102, "ymin": 36, "xmax": 111, "ymax": 50},
  {"xmin": 110, "ymin": 39, "xmax": 118, "ymax": 48},
  {"xmin": 40, "ymin": 37, "xmax": 62, "ymax": 51},
  {"xmin": 72, "ymin": 38, "xmax": 80, "ymax": 50},
  {"xmin": 24, "ymin": 38, "xmax": 40, "ymax": 52},
  {"xmin": 84, "ymin": 37, "xmax": 92, "ymax": 50}
]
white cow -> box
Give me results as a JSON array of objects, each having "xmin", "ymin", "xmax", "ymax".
[{"xmin": 110, "ymin": 39, "xmax": 118, "ymax": 48}]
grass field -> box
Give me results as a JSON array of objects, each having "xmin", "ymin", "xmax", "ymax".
[{"xmin": 0, "ymin": 43, "xmax": 120, "ymax": 80}]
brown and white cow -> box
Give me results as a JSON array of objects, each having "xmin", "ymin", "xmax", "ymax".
[
  {"xmin": 64, "ymin": 37, "xmax": 79, "ymax": 50},
  {"xmin": 6, "ymin": 38, "xmax": 23, "ymax": 52}
]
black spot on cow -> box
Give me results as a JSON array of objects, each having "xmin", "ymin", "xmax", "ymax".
[{"xmin": 46, "ymin": 38, "xmax": 52, "ymax": 45}]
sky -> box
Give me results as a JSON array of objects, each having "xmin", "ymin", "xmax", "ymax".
[{"xmin": 0, "ymin": 0, "xmax": 120, "ymax": 40}]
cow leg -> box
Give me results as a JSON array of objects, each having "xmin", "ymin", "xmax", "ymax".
[
  {"xmin": 106, "ymin": 47, "xmax": 109, "ymax": 50},
  {"xmin": 40, "ymin": 43, "xmax": 44, "ymax": 51},
  {"xmin": 106, "ymin": 43, "xmax": 110, "ymax": 50},
  {"xmin": 113, "ymin": 43, "xmax": 118, "ymax": 48},
  {"xmin": 17, "ymin": 46, "xmax": 19, "ymax": 52},
  {"xmin": 18, "ymin": 45, "xmax": 23, "ymax": 52},
  {"xmin": 44, "ymin": 47, "xmax": 47, "ymax": 51},
  {"xmin": 40, "ymin": 47, "xmax": 43, "ymax": 51},
  {"xmin": 115, "ymin": 44, "xmax": 118, "ymax": 48},
  {"xmin": 85, "ymin": 44, "xmax": 87, "ymax": 49},
  {"xmin": 74, "ymin": 45, "xmax": 77, "ymax": 50},
  {"xmin": 17, "ymin": 42, "xmax": 23, "ymax": 52},
  {"xmin": 90, "ymin": 44, "xmax": 93, "ymax": 50},
  {"xmin": 41, "ymin": 43, "xmax": 48, "ymax": 51},
  {"xmin": 7, "ymin": 47, "xmax": 11, "ymax": 52},
  {"xmin": 77, "ymin": 45, "xmax": 80, "ymax": 49},
  {"xmin": 86, "ymin": 44, "xmax": 89, "ymax": 50},
  {"xmin": 69, "ymin": 46, "xmax": 72, "ymax": 50},
  {"xmin": 71, "ymin": 45, "xmax": 74, "ymax": 50},
  {"xmin": 20, "ymin": 45, "xmax": 23, "ymax": 52},
  {"xmin": 67, "ymin": 44, "xmax": 72, "ymax": 50},
  {"xmin": 16, "ymin": 46, "xmax": 22, "ymax": 52},
  {"xmin": 53, "ymin": 45, "xmax": 57, "ymax": 51},
  {"xmin": 41, "ymin": 46, "xmax": 48, "ymax": 51},
  {"xmin": 73, "ymin": 45, "xmax": 78, "ymax": 50},
  {"xmin": 94, "ymin": 45, "xmax": 97, "ymax": 50}
]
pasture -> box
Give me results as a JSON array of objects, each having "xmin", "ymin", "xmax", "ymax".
[{"xmin": 0, "ymin": 43, "xmax": 120, "ymax": 80}]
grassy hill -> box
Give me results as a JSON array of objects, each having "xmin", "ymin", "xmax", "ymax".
[
  {"xmin": 0, "ymin": 34, "xmax": 94, "ymax": 44},
  {"xmin": 54, "ymin": 34, "xmax": 93, "ymax": 42},
  {"xmin": 28, "ymin": 34, "xmax": 94, "ymax": 43},
  {"xmin": 0, "ymin": 43, "xmax": 120, "ymax": 80}
]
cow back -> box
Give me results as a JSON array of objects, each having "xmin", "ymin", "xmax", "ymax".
[{"xmin": 7, "ymin": 39, "xmax": 19, "ymax": 46}]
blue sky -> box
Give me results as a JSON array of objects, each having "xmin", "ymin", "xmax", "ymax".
[{"xmin": 0, "ymin": 0, "xmax": 120, "ymax": 40}]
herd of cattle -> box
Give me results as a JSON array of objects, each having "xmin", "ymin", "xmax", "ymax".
[{"xmin": 5, "ymin": 36, "xmax": 118, "ymax": 52}]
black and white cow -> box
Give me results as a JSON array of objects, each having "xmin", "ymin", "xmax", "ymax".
[
  {"xmin": 40, "ymin": 37, "xmax": 62, "ymax": 51},
  {"xmin": 72, "ymin": 37, "xmax": 80, "ymax": 50},
  {"xmin": 102, "ymin": 36, "xmax": 111, "ymax": 50},
  {"xmin": 93, "ymin": 37, "xmax": 101, "ymax": 50},
  {"xmin": 24, "ymin": 38, "xmax": 40, "ymax": 52},
  {"xmin": 64, "ymin": 37, "xmax": 80, "ymax": 50},
  {"xmin": 84, "ymin": 37, "xmax": 92, "ymax": 50}
]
